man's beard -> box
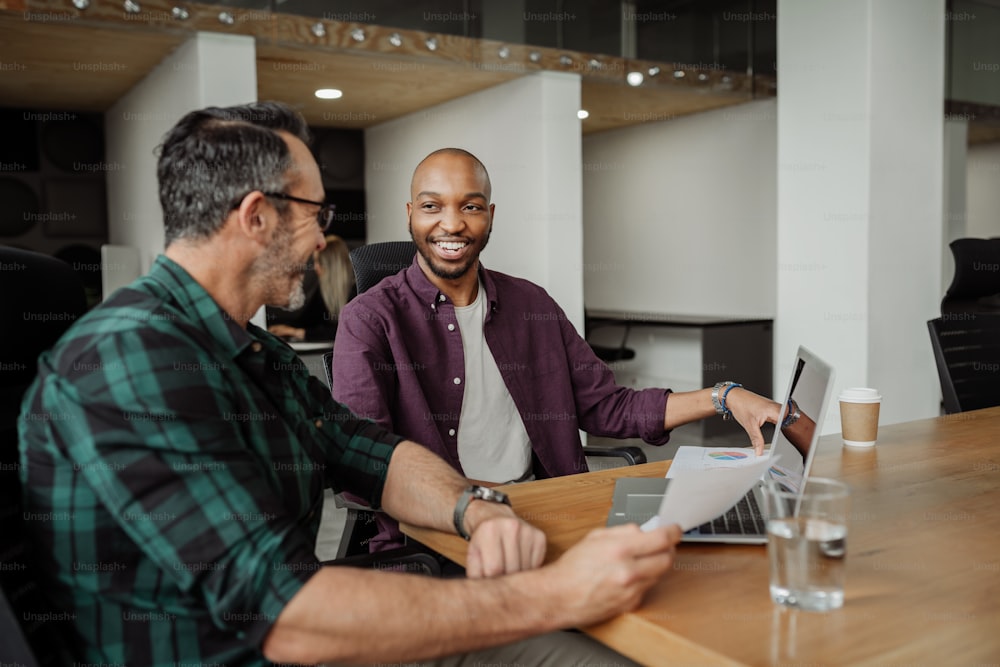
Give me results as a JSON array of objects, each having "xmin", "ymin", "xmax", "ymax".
[
  {"xmin": 255, "ymin": 220, "xmax": 308, "ymax": 311},
  {"xmin": 409, "ymin": 219, "xmax": 490, "ymax": 281}
]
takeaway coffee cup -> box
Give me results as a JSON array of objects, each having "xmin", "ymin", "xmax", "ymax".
[{"xmin": 839, "ymin": 388, "xmax": 881, "ymax": 447}]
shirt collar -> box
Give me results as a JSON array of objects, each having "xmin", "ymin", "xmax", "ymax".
[
  {"xmin": 403, "ymin": 256, "xmax": 499, "ymax": 313},
  {"xmin": 146, "ymin": 255, "xmax": 257, "ymax": 358}
]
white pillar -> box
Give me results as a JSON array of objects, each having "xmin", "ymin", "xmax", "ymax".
[
  {"xmin": 777, "ymin": 0, "xmax": 945, "ymax": 428},
  {"xmin": 105, "ymin": 32, "xmax": 257, "ymax": 274}
]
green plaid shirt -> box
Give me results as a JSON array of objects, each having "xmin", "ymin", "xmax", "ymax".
[{"xmin": 18, "ymin": 255, "xmax": 402, "ymax": 666}]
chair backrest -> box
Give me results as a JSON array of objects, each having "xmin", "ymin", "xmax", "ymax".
[
  {"xmin": 348, "ymin": 241, "xmax": 416, "ymax": 295},
  {"xmin": 941, "ymin": 238, "xmax": 1000, "ymax": 314},
  {"xmin": 0, "ymin": 246, "xmax": 86, "ymax": 665},
  {"xmin": 928, "ymin": 315, "xmax": 1000, "ymax": 413}
]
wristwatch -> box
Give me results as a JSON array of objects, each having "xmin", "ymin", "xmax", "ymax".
[
  {"xmin": 453, "ymin": 485, "xmax": 511, "ymax": 540},
  {"xmin": 711, "ymin": 381, "xmax": 741, "ymax": 421},
  {"xmin": 782, "ymin": 398, "xmax": 801, "ymax": 428}
]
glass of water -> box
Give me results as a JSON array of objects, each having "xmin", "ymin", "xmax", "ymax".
[{"xmin": 763, "ymin": 477, "xmax": 850, "ymax": 612}]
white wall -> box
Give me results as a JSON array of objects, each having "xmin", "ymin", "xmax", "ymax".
[
  {"xmin": 967, "ymin": 142, "xmax": 1000, "ymax": 239},
  {"xmin": 778, "ymin": 0, "xmax": 945, "ymax": 430},
  {"xmin": 582, "ymin": 99, "xmax": 777, "ymax": 319},
  {"xmin": 105, "ymin": 32, "xmax": 257, "ymax": 274},
  {"xmin": 364, "ymin": 72, "xmax": 585, "ymax": 331}
]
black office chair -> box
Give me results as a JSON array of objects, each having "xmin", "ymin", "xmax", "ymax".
[
  {"xmin": 0, "ymin": 247, "xmax": 86, "ymax": 666},
  {"xmin": 348, "ymin": 240, "xmax": 418, "ymax": 294},
  {"xmin": 941, "ymin": 237, "xmax": 1000, "ymax": 315},
  {"xmin": 928, "ymin": 314, "xmax": 1000, "ymax": 414}
]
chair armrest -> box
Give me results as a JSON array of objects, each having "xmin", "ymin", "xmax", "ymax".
[
  {"xmin": 324, "ymin": 547, "xmax": 443, "ymax": 576},
  {"xmin": 582, "ymin": 446, "xmax": 647, "ymax": 466}
]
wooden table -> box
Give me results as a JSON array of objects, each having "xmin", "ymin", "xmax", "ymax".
[{"xmin": 403, "ymin": 407, "xmax": 1000, "ymax": 666}]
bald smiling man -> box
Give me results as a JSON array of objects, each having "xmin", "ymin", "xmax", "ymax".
[{"xmin": 332, "ymin": 148, "xmax": 781, "ymax": 553}]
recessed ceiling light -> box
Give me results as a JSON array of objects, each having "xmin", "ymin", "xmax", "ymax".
[
  {"xmin": 626, "ymin": 71, "xmax": 644, "ymax": 86},
  {"xmin": 577, "ymin": 110, "xmax": 590, "ymax": 120},
  {"xmin": 315, "ymin": 88, "xmax": 343, "ymax": 100}
]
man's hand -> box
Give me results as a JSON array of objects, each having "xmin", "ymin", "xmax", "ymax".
[
  {"xmin": 725, "ymin": 388, "xmax": 782, "ymax": 455},
  {"xmin": 465, "ymin": 501, "xmax": 546, "ymax": 578},
  {"xmin": 547, "ymin": 524, "xmax": 681, "ymax": 627}
]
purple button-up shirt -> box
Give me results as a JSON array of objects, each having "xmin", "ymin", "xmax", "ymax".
[{"xmin": 332, "ymin": 259, "xmax": 671, "ymax": 550}]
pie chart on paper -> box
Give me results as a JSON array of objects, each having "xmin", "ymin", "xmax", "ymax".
[{"xmin": 707, "ymin": 450, "xmax": 750, "ymax": 461}]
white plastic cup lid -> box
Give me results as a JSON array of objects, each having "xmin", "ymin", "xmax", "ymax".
[{"xmin": 839, "ymin": 387, "xmax": 881, "ymax": 403}]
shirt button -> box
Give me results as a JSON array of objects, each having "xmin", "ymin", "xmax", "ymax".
[
  {"xmin": 314, "ymin": 419, "xmax": 323, "ymax": 428},
  {"xmin": 447, "ymin": 323, "xmax": 455, "ymax": 331},
  {"xmin": 251, "ymin": 342, "xmax": 262, "ymax": 353},
  {"xmin": 438, "ymin": 294, "xmax": 446, "ymax": 302},
  {"xmin": 448, "ymin": 428, "xmax": 456, "ymax": 436},
  {"xmin": 453, "ymin": 377, "xmax": 461, "ymax": 385}
]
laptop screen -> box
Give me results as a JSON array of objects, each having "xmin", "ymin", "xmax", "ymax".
[{"xmin": 763, "ymin": 346, "xmax": 837, "ymax": 489}]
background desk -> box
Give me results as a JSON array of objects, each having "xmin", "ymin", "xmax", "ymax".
[
  {"xmin": 403, "ymin": 408, "xmax": 1000, "ymax": 666},
  {"xmin": 585, "ymin": 310, "xmax": 773, "ymax": 440}
]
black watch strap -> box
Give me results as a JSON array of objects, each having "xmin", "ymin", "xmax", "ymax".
[{"xmin": 453, "ymin": 485, "xmax": 511, "ymax": 540}]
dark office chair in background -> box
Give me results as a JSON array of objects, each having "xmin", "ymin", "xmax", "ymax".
[
  {"xmin": 928, "ymin": 237, "xmax": 1000, "ymax": 414},
  {"xmin": 329, "ymin": 241, "xmax": 647, "ymax": 556},
  {"xmin": 940, "ymin": 237, "xmax": 1000, "ymax": 315},
  {"xmin": 0, "ymin": 247, "xmax": 86, "ymax": 666},
  {"xmin": 928, "ymin": 315, "xmax": 1000, "ymax": 414}
]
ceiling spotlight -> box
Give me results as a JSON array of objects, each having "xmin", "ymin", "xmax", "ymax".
[
  {"xmin": 425, "ymin": 37, "xmax": 438, "ymax": 51},
  {"xmin": 311, "ymin": 22, "xmax": 325, "ymax": 37},
  {"xmin": 389, "ymin": 33, "xmax": 402, "ymax": 47},
  {"xmin": 72, "ymin": 0, "xmax": 90, "ymax": 9},
  {"xmin": 648, "ymin": 66, "xmax": 661, "ymax": 77},
  {"xmin": 123, "ymin": 0, "xmax": 140, "ymax": 13},
  {"xmin": 351, "ymin": 28, "xmax": 366, "ymax": 42},
  {"xmin": 722, "ymin": 75, "xmax": 732, "ymax": 84},
  {"xmin": 218, "ymin": 11, "xmax": 234, "ymax": 25},
  {"xmin": 559, "ymin": 55, "xmax": 572, "ymax": 66},
  {"xmin": 589, "ymin": 58, "xmax": 601, "ymax": 70},
  {"xmin": 673, "ymin": 70, "xmax": 685, "ymax": 79},
  {"xmin": 315, "ymin": 88, "xmax": 343, "ymax": 100},
  {"xmin": 626, "ymin": 71, "xmax": 644, "ymax": 86},
  {"xmin": 577, "ymin": 109, "xmax": 589, "ymax": 120},
  {"xmin": 171, "ymin": 6, "xmax": 189, "ymax": 19},
  {"xmin": 498, "ymin": 46, "xmax": 510, "ymax": 59},
  {"xmin": 529, "ymin": 51, "xmax": 541, "ymax": 63},
  {"xmin": 698, "ymin": 73, "xmax": 708, "ymax": 82}
]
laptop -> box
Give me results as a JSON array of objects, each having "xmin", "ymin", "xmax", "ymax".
[{"xmin": 606, "ymin": 345, "xmax": 836, "ymax": 544}]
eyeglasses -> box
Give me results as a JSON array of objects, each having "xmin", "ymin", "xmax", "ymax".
[{"xmin": 261, "ymin": 191, "xmax": 336, "ymax": 232}]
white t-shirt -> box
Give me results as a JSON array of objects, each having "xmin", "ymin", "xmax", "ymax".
[{"xmin": 454, "ymin": 282, "xmax": 533, "ymax": 483}]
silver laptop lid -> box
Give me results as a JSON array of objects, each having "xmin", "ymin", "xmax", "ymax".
[{"xmin": 763, "ymin": 345, "xmax": 837, "ymax": 490}]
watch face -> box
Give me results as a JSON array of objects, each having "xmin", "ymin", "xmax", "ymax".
[{"xmin": 473, "ymin": 486, "xmax": 509, "ymax": 503}]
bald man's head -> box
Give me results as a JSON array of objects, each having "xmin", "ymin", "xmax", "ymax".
[{"xmin": 410, "ymin": 148, "xmax": 491, "ymax": 203}]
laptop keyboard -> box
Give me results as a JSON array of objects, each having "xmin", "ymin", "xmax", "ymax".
[{"xmin": 689, "ymin": 491, "xmax": 766, "ymax": 536}]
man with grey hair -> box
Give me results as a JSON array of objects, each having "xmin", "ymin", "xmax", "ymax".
[{"xmin": 18, "ymin": 101, "xmax": 679, "ymax": 667}]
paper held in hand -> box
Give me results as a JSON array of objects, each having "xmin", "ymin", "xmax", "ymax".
[{"xmin": 642, "ymin": 454, "xmax": 778, "ymax": 532}]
